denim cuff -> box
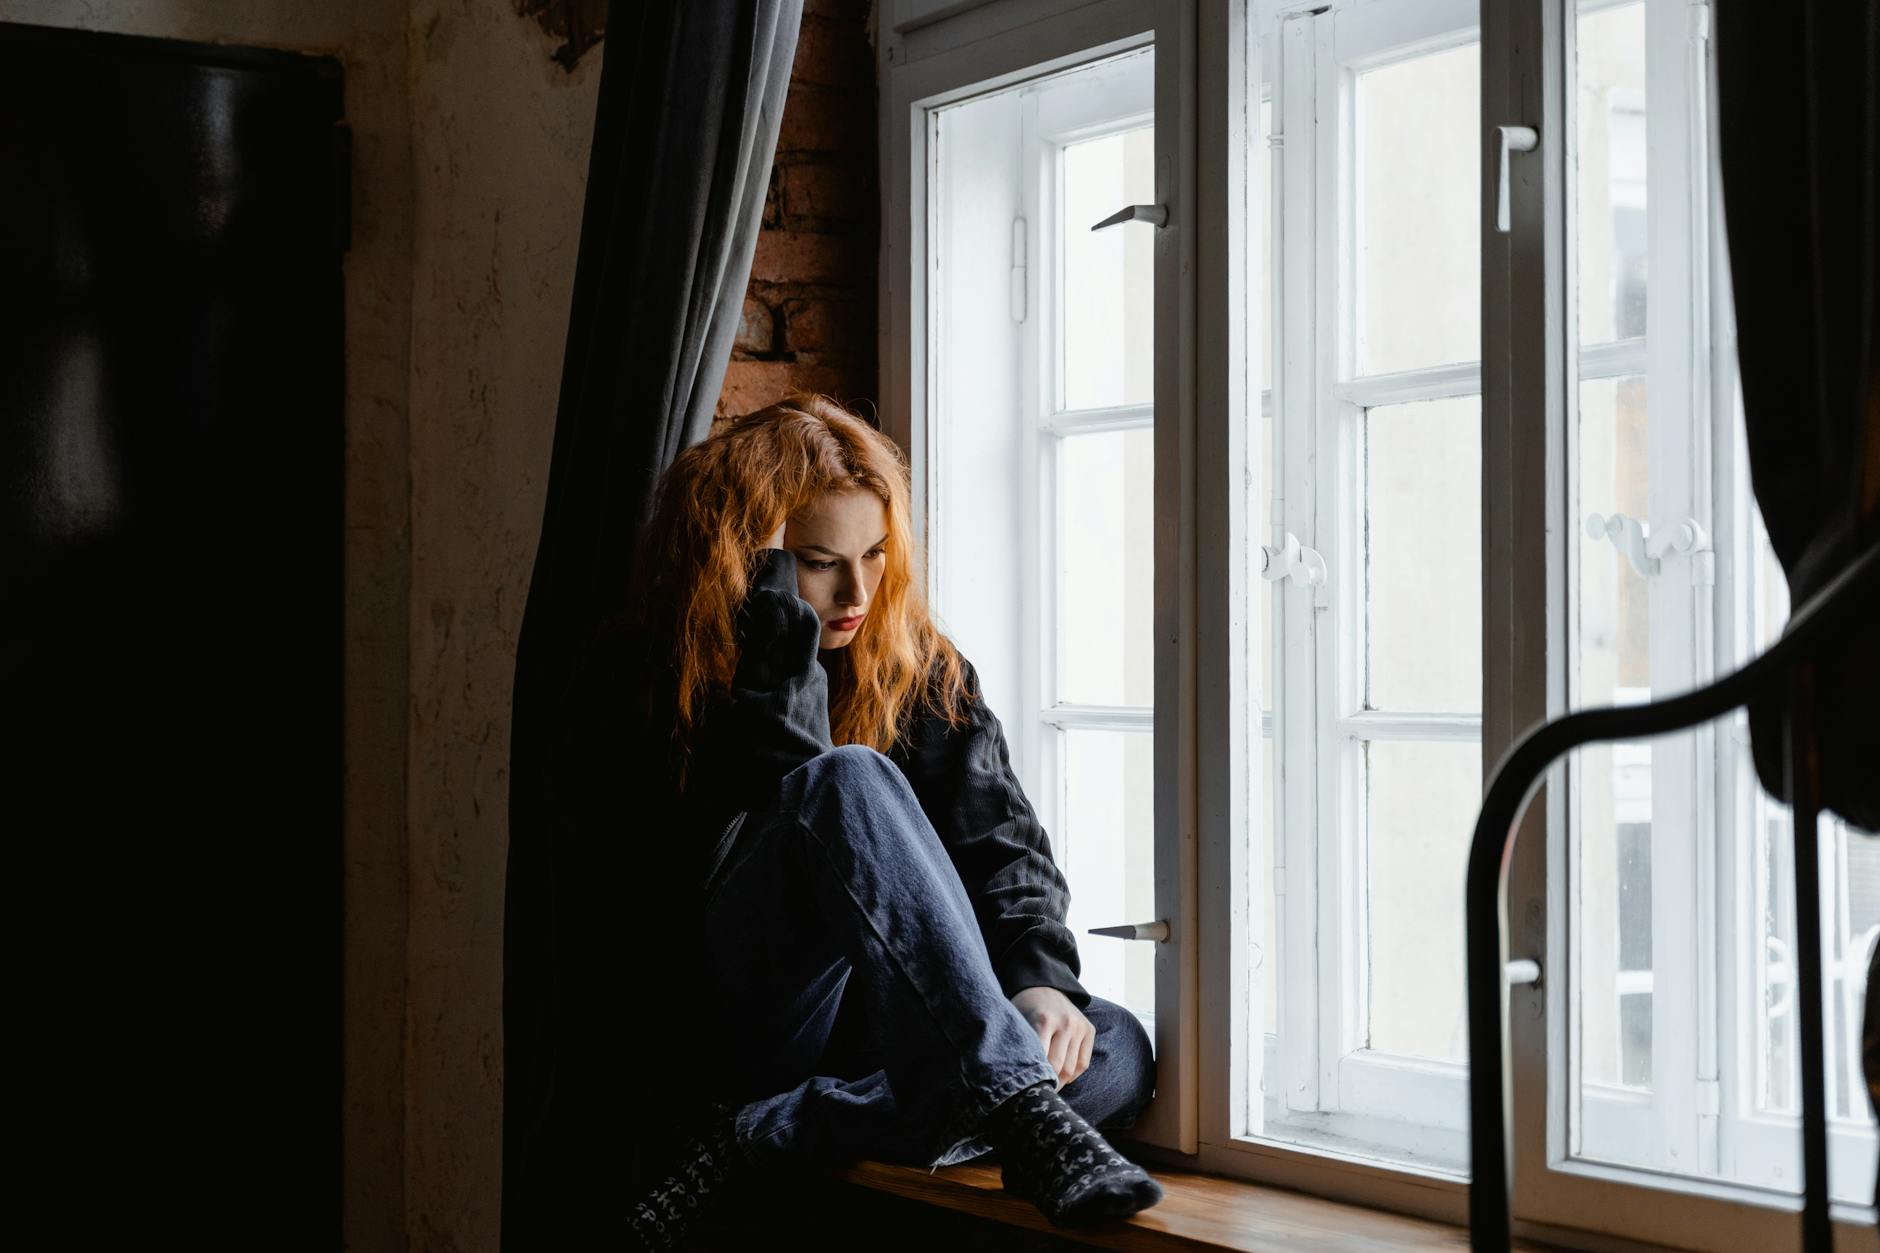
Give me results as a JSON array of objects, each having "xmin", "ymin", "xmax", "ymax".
[{"xmin": 926, "ymin": 1059, "xmax": 1058, "ymax": 1171}]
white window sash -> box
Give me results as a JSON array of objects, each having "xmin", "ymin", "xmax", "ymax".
[{"xmin": 881, "ymin": 0, "xmax": 1201, "ymax": 1156}]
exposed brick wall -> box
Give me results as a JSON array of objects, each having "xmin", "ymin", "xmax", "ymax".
[{"xmin": 717, "ymin": 0, "xmax": 878, "ymax": 423}]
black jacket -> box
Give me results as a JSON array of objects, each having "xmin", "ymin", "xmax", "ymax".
[
  {"xmin": 525, "ymin": 547, "xmax": 1087, "ymax": 1227},
  {"xmin": 682, "ymin": 546, "xmax": 1089, "ymax": 1007}
]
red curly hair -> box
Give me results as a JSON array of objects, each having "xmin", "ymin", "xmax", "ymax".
[{"xmin": 622, "ymin": 393, "xmax": 976, "ymax": 798}]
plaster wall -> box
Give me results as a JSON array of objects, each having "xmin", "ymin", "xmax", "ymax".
[{"xmin": 401, "ymin": 5, "xmax": 597, "ymax": 1249}]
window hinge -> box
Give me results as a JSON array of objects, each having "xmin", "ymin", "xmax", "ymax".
[
  {"xmin": 1695, "ymin": 1077, "xmax": 1721, "ymax": 1117},
  {"xmin": 1692, "ymin": 549, "xmax": 1716, "ymax": 587},
  {"xmin": 1010, "ymin": 218, "xmax": 1027, "ymax": 323}
]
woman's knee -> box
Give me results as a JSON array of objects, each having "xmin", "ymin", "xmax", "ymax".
[
  {"xmin": 773, "ymin": 744, "xmax": 943, "ymax": 872},
  {"xmin": 782, "ymin": 743, "xmax": 917, "ymax": 821}
]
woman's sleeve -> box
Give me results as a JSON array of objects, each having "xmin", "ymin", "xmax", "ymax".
[
  {"xmin": 701, "ymin": 547, "xmax": 835, "ymax": 802},
  {"xmin": 901, "ymin": 658, "xmax": 1091, "ymax": 1009}
]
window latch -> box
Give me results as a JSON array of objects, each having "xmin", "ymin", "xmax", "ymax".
[
  {"xmin": 1091, "ymin": 203, "xmax": 1169, "ymax": 231},
  {"xmin": 1496, "ymin": 124, "xmax": 1539, "ymax": 233},
  {"xmin": 1584, "ymin": 512, "xmax": 1711, "ymax": 579},
  {"xmin": 1259, "ymin": 531, "xmax": 1327, "ymax": 588},
  {"xmin": 1089, "ymin": 920, "xmax": 1170, "ymax": 942}
]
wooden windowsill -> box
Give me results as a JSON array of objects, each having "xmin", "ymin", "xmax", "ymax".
[{"xmin": 830, "ymin": 1158, "xmax": 1552, "ymax": 1252}]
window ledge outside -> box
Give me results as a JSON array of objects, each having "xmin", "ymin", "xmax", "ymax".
[{"xmin": 829, "ymin": 1157, "xmax": 1551, "ymax": 1251}]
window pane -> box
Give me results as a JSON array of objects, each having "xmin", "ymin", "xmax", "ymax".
[
  {"xmin": 1574, "ymin": 375, "xmax": 1652, "ymax": 707},
  {"xmin": 1354, "ymin": 41, "xmax": 1480, "ymax": 375},
  {"xmin": 1058, "ymin": 427, "xmax": 1153, "ymax": 706},
  {"xmin": 1062, "ymin": 726, "xmax": 1155, "ymax": 1019},
  {"xmin": 1741, "ymin": 516, "xmax": 1878, "ymax": 1199},
  {"xmin": 1062, "ymin": 127, "xmax": 1154, "ymax": 411},
  {"xmin": 1365, "ymin": 739, "xmax": 1482, "ymax": 1062},
  {"xmin": 1576, "ymin": 1, "xmax": 1648, "ymax": 345},
  {"xmin": 1570, "ymin": 372, "xmax": 1658, "ymax": 1110},
  {"xmin": 1364, "ymin": 396, "xmax": 1482, "ymax": 713},
  {"xmin": 1577, "ymin": 792, "xmax": 1656, "ymax": 1094}
]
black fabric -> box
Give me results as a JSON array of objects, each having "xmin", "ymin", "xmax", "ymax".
[
  {"xmin": 555, "ymin": 549, "xmax": 1090, "ymax": 1073},
  {"xmin": 2, "ymin": 23, "xmax": 343, "ymax": 1245},
  {"xmin": 535, "ymin": 548, "xmax": 1089, "ymax": 1222},
  {"xmin": 1713, "ymin": 0, "xmax": 1880, "ymax": 833},
  {"xmin": 503, "ymin": 2, "xmax": 801, "ymax": 1247}
]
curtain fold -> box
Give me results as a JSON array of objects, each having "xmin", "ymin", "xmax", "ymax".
[
  {"xmin": 1713, "ymin": 0, "xmax": 1880, "ymax": 834},
  {"xmin": 503, "ymin": 3, "xmax": 801, "ymax": 1245}
]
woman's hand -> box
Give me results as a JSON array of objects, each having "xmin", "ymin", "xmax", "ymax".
[
  {"xmin": 1010, "ymin": 986, "xmax": 1094, "ymax": 1089},
  {"xmin": 765, "ymin": 520, "xmax": 786, "ymax": 550}
]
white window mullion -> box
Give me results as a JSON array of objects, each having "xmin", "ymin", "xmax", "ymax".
[
  {"xmin": 1311, "ymin": 1, "xmax": 1370, "ymax": 1110},
  {"xmin": 1273, "ymin": 6, "xmax": 1325, "ymax": 1123},
  {"xmin": 1020, "ymin": 87, "xmax": 1049, "ymax": 816},
  {"xmin": 1641, "ymin": 0, "xmax": 1703, "ymax": 1179}
]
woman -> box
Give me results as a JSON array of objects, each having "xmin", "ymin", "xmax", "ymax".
[{"xmin": 555, "ymin": 394, "xmax": 1162, "ymax": 1248}]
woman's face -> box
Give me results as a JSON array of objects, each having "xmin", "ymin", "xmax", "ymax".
[{"xmin": 783, "ymin": 488, "xmax": 888, "ymax": 650}]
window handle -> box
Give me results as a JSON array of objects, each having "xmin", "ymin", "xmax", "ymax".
[
  {"xmin": 1259, "ymin": 531, "xmax": 1327, "ymax": 587},
  {"xmin": 1584, "ymin": 512, "xmax": 1711, "ymax": 579},
  {"xmin": 1089, "ymin": 920, "xmax": 1170, "ymax": 942},
  {"xmin": 1496, "ymin": 124, "xmax": 1538, "ymax": 233},
  {"xmin": 1091, "ymin": 203, "xmax": 1169, "ymax": 231}
]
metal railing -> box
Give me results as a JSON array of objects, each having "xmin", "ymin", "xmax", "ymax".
[{"xmin": 1465, "ymin": 540, "xmax": 1879, "ymax": 1250}]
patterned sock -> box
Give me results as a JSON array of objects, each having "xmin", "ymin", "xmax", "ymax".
[
  {"xmin": 625, "ymin": 1103, "xmax": 749, "ymax": 1251},
  {"xmin": 980, "ymin": 1079, "xmax": 1164, "ymax": 1227}
]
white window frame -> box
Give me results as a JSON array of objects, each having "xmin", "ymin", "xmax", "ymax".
[
  {"xmin": 883, "ymin": 0, "xmax": 1879, "ymax": 1244},
  {"xmin": 879, "ymin": 0, "xmax": 1200, "ymax": 1155},
  {"xmin": 1497, "ymin": 0, "xmax": 1879, "ymax": 1245},
  {"xmin": 1019, "ymin": 55, "xmax": 1160, "ymax": 1033},
  {"xmin": 1254, "ymin": 0, "xmax": 1486, "ymax": 1167}
]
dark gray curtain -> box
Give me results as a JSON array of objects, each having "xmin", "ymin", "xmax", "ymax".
[
  {"xmin": 1714, "ymin": 1, "xmax": 1879, "ymax": 832},
  {"xmin": 1714, "ymin": 0, "xmax": 1879, "ymax": 1206},
  {"xmin": 503, "ymin": 2, "xmax": 800, "ymax": 1246}
]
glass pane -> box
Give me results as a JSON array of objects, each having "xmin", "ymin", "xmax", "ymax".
[
  {"xmin": 1576, "ymin": 792, "xmax": 1656, "ymax": 1094},
  {"xmin": 1575, "ymin": 375, "xmax": 1652, "ymax": 707},
  {"xmin": 1062, "ymin": 726, "xmax": 1155, "ymax": 1019},
  {"xmin": 1571, "ymin": 373, "xmax": 1657, "ymax": 1105},
  {"xmin": 1062, "ymin": 127, "xmax": 1154, "ymax": 410},
  {"xmin": 1354, "ymin": 40, "xmax": 1481, "ymax": 375},
  {"xmin": 1741, "ymin": 516, "xmax": 1878, "ymax": 1200},
  {"xmin": 1058, "ymin": 427, "xmax": 1154, "ymax": 706},
  {"xmin": 1576, "ymin": 1, "xmax": 1648, "ymax": 345},
  {"xmin": 1364, "ymin": 396, "xmax": 1482, "ymax": 713},
  {"xmin": 1365, "ymin": 739, "xmax": 1482, "ymax": 1061},
  {"xmin": 1744, "ymin": 764, "xmax": 1878, "ymax": 1201}
]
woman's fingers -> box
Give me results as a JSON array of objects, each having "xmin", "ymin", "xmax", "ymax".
[
  {"xmin": 1073, "ymin": 1022, "xmax": 1095, "ymax": 1083},
  {"xmin": 1044, "ymin": 1022, "xmax": 1071, "ymax": 1085}
]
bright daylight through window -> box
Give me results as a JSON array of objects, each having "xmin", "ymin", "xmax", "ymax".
[{"xmin": 905, "ymin": 0, "xmax": 1876, "ymax": 1231}]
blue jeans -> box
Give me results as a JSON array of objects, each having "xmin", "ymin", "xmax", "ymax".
[{"xmin": 701, "ymin": 743, "xmax": 1157, "ymax": 1169}]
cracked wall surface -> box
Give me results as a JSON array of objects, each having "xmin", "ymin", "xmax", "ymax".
[{"xmin": 403, "ymin": 4, "xmax": 598, "ymax": 1249}]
